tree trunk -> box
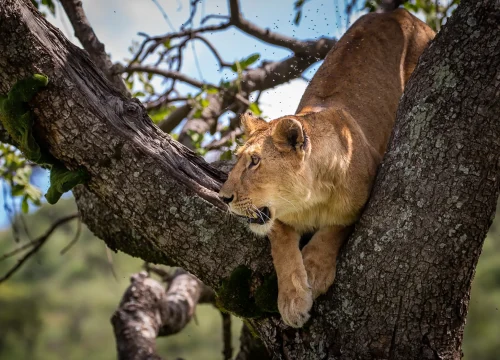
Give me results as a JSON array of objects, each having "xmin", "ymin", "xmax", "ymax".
[
  {"xmin": 254, "ymin": 1, "xmax": 500, "ymax": 358},
  {"xmin": 0, "ymin": 0, "xmax": 498, "ymax": 359}
]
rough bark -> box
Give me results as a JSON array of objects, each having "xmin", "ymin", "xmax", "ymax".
[
  {"xmin": 255, "ymin": 1, "xmax": 500, "ymax": 359},
  {"xmin": 235, "ymin": 324, "xmax": 272, "ymax": 360},
  {"xmin": 111, "ymin": 270, "xmax": 212, "ymax": 360},
  {"xmin": 59, "ymin": 0, "xmax": 129, "ymax": 95},
  {"xmin": 0, "ymin": 0, "xmax": 274, "ymax": 290},
  {"xmin": 0, "ymin": 1, "xmax": 498, "ymax": 360}
]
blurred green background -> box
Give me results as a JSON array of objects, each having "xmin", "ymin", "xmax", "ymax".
[
  {"xmin": 0, "ymin": 199, "xmax": 243, "ymax": 360},
  {"xmin": 0, "ymin": 198, "xmax": 498, "ymax": 360}
]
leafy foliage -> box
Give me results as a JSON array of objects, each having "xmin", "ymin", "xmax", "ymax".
[
  {"xmin": 0, "ymin": 75, "xmax": 89, "ymax": 205},
  {"xmin": 0, "ymin": 144, "xmax": 42, "ymax": 214},
  {"xmin": 364, "ymin": 0, "xmax": 460, "ymax": 30}
]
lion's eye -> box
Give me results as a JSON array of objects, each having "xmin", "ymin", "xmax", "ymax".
[{"xmin": 249, "ymin": 154, "xmax": 260, "ymax": 168}]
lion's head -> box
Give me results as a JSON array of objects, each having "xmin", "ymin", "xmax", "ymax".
[{"xmin": 219, "ymin": 112, "xmax": 313, "ymax": 235}]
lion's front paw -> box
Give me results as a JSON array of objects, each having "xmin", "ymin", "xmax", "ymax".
[
  {"xmin": 278, "ymin": 271, "xmax": 313, "ymax": 328},
  {"xmin": 303, "ymin": 255, "xmax": 336, "ymax": 299}
]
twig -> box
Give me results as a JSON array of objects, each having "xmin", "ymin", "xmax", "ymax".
[
  {"xmin": 60, "ymin": 216, "xmax": 82, "ymax": 255},
  {"xmin": 221, "ymin": 311, "xmax": 233, "ymax": 360},
  {"xmin": 0, "ymin": 214, "xmax": 78, "ymax": 283},
  {"xmin": 144, "ymin": 262, "xmax": 172, "ymax": 282},
  {"xmin": 130, "ymin": 22, "xmax": 231, "ymax": 67},
  {"xmin": 105, "ymin": 244, "xmax": 118, "ymax": 281},
  {"xmin": 192, "ymin": 35, "xmax": 231, "ymax": 69},
  {"xmin": 205, "ymin": 128, "xmax": 243, "ymax": 151},
  {"xmin": 191, "ymin": 40, "xmax": 204, "ymax": 81},
  {"xmin": 228, "ymin": 0, "xmax": 308, "ymax": 52},
  {"xmin": 151, "ymin": 0, "xmax": 176, "ymax": 31},
  {"xmin": 158, "ymin": 103, "xmax": 193, "ymax": 133},
  {"xmin": 181, "ymin": 0, "xmax": 202, "ymax": 30},
  {"xmin": 121, "ymin": 65, "xmax": 215, "ymax": 89},
  {"xmin": 59, "ymin": 0, "xmax": 129, "ymax": 96},
  {"xmin": 0, "ymin": 237, "xmax": 41, "ymax": 261},
  {"xmin": 201, "ymin": 14, "xmax": 231, "ymax": 25}
]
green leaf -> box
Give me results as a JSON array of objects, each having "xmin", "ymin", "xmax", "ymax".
[
  {"xmin": 144, "ymin": 83, "xmax": 155, "ymax": 94},
  {"xmin": 205, "ymin": 87, "xmax": 219, "ymax": 95},
  {"xmin": 21, "ymin": 196, "xmax": 29, "ymax": 214},
  {"xmin": 231, "ymin": 54, "xmax": 261, "ymax": 73},
  {"xmin": 41, "ymin": 0, "xmax": 55, "ymax": 15},
  {"xmin": 294, "ymin": 10, "xmax": 302, "ymax": 25},
  {"xmin": 294, "ymin": 0, "xmax": 305, "ymax": 10},
  {"xmin": 240, "ymin": 53, "xmax": 260, "ymax": 69},
  {"xmin": 133, "ymin": 91, "xmax": 146, "ymax": 98},
  {"xmin": 148, "ymin": 107, "xmax": 173, "ymax": 124},
  {"xmin": 220, "ymin": 150, "xmax": 233, "ymax": 161},
  {"xmin": 193, "ymin": 109, "xmax": 203, "ymax": 118},
  {"xmin": 230, "ymin": 60, "xmax": 241, "ymax": 73},
  {"xmin": 248, "ymin": 102, "xmax": 262, "ymax": 116},
  {"xmin": 11, "ymin": 184, "xmax": 25, "ymax": 197},
  {"xmin": 404, "ymin": 3, "xmax": 420, "ymax": 12},
  {"xmin": 200, "ymin": 99, "xmax": 210, "ymax": 108}
]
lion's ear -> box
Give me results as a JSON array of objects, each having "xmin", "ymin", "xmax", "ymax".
[
  {"xmin": 241, "ymin": 112, "xmax": 267, "ymax": 137},
  {"xmin": 271, "ymin": 118, "xmax": 306, "ymax": 155}
]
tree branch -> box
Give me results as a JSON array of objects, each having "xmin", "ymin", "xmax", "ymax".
[
  {"xmin": 1, "ymin": 1, "xmax": 498, "ymax": 358},
  {"xmin": 177, "ymin": 37, "xmax": 336, "ymax": 148},
  {"xmin": 157, "ymin": 103, "xmax": 193, "ymax": 133},
  {"xmin": 0, "ymin": 214, "xmax": 78, "ymax": 283},
  {"xmin": 132, "ymin": 22, "xmax": 232, "ymax": 66},
  {"xmin": 192, "ymin": 34, "xmax": 232, "ymax": 69},
  {"xmin": 58, "ymin": 0, "xmax": 129, "ymax": 95},
  {"xmin": 228, "ymin": 0, "xmax": 310, "ymax": 52},
  {"xmin": 121, "ymin": 64, "xmax": 212, "ymax": 89},
  {"xmin": 111, "ymin": 270, "xmax": 211, "ymax": 360},
  {"xmin": 235, "ymin": 324, "xmax": 271, "ymax": 360}
]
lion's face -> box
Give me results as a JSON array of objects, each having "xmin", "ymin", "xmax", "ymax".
[{"xmin": 219, "ymin": 113, "xmax": 312, "ymax": 235}]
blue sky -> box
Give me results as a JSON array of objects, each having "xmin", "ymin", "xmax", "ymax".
[{"xmin": 0, "ymin": 0, "xmax": 365, "ymax": 228}]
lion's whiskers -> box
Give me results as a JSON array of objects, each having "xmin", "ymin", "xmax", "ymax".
[{"xmin": 277, "ymin": 194, "xmax": 299, "ymax": 212}]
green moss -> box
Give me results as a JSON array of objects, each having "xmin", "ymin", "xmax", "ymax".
[
  {"xmin": 216, "ymin": 265, "xmax": 263, "ymax": 318},
  {"xmin": 0, "ymin": 74, "xmax": 89, "ymax": 204},
  {"xmin": 45, "ymin": 164, "xmax": 89, "ymax": 204},
  {"xmin": 242, "ymin": 319, "xmax": 260, "ymax": 339},
  {"xmin": 0, "ymin": 74, "xmax": 53, "ymax": 164},
  {"xmin": 215, "ymin": 265, "xmax": 279, "ymax": 319},
  {"xmin": 254, "ymin": 273, "xmax": 279, "ymax": 313}
]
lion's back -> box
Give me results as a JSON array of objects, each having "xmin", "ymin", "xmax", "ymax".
[{"xmin": 296, "ymin": 9, "xmax": 435, "ymax": 155}]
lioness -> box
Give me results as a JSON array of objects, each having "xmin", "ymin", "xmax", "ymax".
[{"xmin": 219, "ymin": 9, "xmax": 435, "ymax": 328}]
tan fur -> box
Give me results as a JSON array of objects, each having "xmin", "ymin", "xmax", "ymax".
[{"xmin": 220, "ymin": 9, "xmax": 435, "ymax": 327}]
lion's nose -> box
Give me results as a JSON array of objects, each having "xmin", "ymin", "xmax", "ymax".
[{"xmin": 220, "ymin": 194, "xmax": 234, "ymax": 204}]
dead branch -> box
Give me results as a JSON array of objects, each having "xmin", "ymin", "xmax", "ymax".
[
  {"xmin": 0, "ymin": 214, "xmax": 79, "ymax": 283},
  {"xmin": 111, "ymin": 270, "xmax": 211, "ymax": 360},
  {"xmin": 59, "ymin": 0, "xmax": 129, "ymax": 95}
]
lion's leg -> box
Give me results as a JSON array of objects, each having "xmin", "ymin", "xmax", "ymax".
[
  {"xmin": 269, "ymin": 220, "xmax": 312, "ymax": 328},
  {"xmin": 302, "ymin": 225, "xmax": 350, "ymax": 298}
]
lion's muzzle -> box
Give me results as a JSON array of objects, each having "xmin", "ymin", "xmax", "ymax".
[{"xmin": 247, "ymin": 207, "xmax": 271, "ymax": 225}]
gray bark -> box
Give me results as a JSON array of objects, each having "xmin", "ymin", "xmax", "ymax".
[
  {"xmin": 112, "ymin": 270, "xmax": 212, "ymax": 360},
  {"xmin": 255, "ymin": 1, "xmax": 500, "ymax": 359},
  {"xmin": 0, "ymin": 0, "xmax": 499, "ymax": 359}
]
